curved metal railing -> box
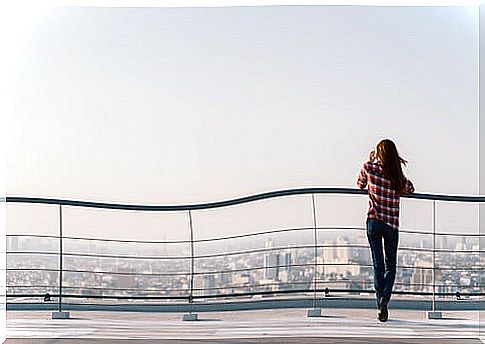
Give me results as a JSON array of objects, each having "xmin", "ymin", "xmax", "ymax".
[{"xmin": 4, "ymin": 188, "xmax": 485, "ymax": 313}]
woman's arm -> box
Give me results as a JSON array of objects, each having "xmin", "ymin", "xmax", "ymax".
[
  {"xmin": 357, "ymin": 163, "xmax": 368, "ymax": 190},
  {"xmin": 357, "ymin": 150, "xmax": 376, "ymax": 190}
]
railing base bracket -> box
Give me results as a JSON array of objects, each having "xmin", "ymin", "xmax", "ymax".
[
  {"xmin": 307, "ymin": 308, "xmax": 322, "ymax": 317},
  {"xmin": 427, "ymin": 311, "xmax": 442, "ymax": 319},
  {"xmin": 52, "ymin": 311, "xmax": 70, "ymax": 319},
  {"xmin": 182, "ymin": 313, "xmax": 198, "ymax": 321}
]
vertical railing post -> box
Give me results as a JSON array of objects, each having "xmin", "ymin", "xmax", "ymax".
[
  {"xmin": 189, "ymin": 210, "xmax": 195, "ymax": 307},
  {"xmin": 59, "ymin": 204, "xmax": 63, "ymax": 312},
  {"xmin": 183, "ymin": 209, "xmax": 198, "ymax": 321},
  {"xmin": 308, "ymin": 193, "xmax": 321, "ymax": 317},
  {"xmin": 52, "ymin": 203, "xmax": 69, "ymax": 319},
  {"xmin": 432, "ymin": 200, "xmax": 436, "ymax": 312},
  {"xmin": 428, "ymin": 199, "xmax": 441, "ymax": 319}
]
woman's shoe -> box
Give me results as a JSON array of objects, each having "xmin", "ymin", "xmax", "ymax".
[{"xmin": 378, "ymin": 297, "xmax": 388, "ymax": 322}]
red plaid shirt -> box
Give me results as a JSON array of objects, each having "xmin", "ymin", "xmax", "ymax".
[{"xmin": 357, "ymin": 161, "xmax": 414, "ymax": 230}]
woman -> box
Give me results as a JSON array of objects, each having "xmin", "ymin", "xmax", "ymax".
[{"xmin": 356, "ymin": 139, "xmax": 414, "ymax": 322}]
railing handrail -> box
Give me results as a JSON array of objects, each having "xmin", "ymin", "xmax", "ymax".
[{"xmin": 4, "ymin": 187, "xmax": 485, "ymax": 211}]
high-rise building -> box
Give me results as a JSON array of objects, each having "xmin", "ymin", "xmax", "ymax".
[
  {"xmin": 283, "ymin": 252, "xmax": 292, "ymax": 272},
  {"xmin": 336, "ymin": 236, "xmax": 350, "ymax": 262},
  {"xmin": 265, "ymin": 252, "xmax": 280, "ymax": 280},
  {"xmin": 319, "ymin": 236, "xmax": 360, "ymax": 277},
  {"xmin": 410, "ymin": 259, "xmax": 441, "ymax": 292},
  {"xmin": 440, "ymin": 235, "xmax": 448, "ymax": 250},
  {"xmin": 355, "ymin": 233, "xmax": 370, "ymax": 264},
  {"xmin": 115, "ymin": 267, "xmax": 136, "ymax": 289},
  {"xmin": 264, "ymin": 238, "xmax": 280, "ymax": 280},
  {"xmin": 219, "ymin": 272, "xmax": 232, "ymax": 285},
  {"xmin": 323, "ymin": 239, "xmax": 335, "ymax": 263},
  {"xmin": 203, "ymin": 275, "xmax": 216, "ymax": 291}
]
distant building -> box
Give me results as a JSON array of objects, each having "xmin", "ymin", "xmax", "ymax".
[
  {"xmin": 419, "ymin": 239, "xmax": 429, "ymax": 249},
  {"xmin": 440, "ymin": 236, "xmax": 448, "ymax": 250},
  {"xmin": 455, "ymin": 237, "xmax": 469, "ymax": 251},
  {"xmin": 219, "ymin": 272, "xmax": 232, "ymax": 285},
  {"xmin": 264, "ymin": 238, "xmax": 280, "ymax": 280},
  {"xmin": 264, "ymin": 252, "xmax": 280, "ymax": 280},
  {"xmin": 88, "ymin": 243, "xmax": 97, "ymax": 253},
  {"xmin": 336, "ymin": 236, "xmax": 350, "ymax": 262},
  {"xmin": 21, "ymin": 237, "xmax": 31, "ymax": 250},
  {"xmin": 283, "ymin": 252, "xmax": 292, "ymax": 272},
  {"xmin": 323, "ymin": 239, "xmax": 335, "ymax": 263},
  {"xmin": 258, "ymin": 278, "xmax": 280, "ymax": 291},
  {"xmin": 115, "ymin": 267, "xmax": 136, "ymax": 289},
  {"xmin": 355, "ymin": 233, "xmax": 370, "ymax": 264},
  {"xmin": 318, "ymin": 236, "xmax": 361, "ymax": 277},
  {"xmin": 233, "ymin": 272, "xmax": 250, "ymax": 285},
  {"xmin": 279, "ymin": 269, "xmax": 289, "ymax": 283},
  {"xmin": 203, "ymin": 275, "xmax": 216, "ymax": 292},
  {"xmin": 410, "ymin": 259, "xmax": 441, "ymax": 292}
]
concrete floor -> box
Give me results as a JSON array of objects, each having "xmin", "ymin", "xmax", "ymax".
[{"xmin": 5, "ymin": 308, "xmax": 483, "ymax": 343}]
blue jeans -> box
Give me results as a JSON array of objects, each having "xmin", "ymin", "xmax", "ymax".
[{"xmin": 366, "ymin": 218, "xmax": 399, "ymax": 307}]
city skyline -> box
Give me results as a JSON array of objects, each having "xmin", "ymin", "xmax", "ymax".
[{"xmin": 6, "ymin": 233, "xmax": 480, "ymax": 300}]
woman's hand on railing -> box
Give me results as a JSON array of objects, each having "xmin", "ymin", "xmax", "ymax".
[{"xmin": 368, "ymin": 150, "xmax": 376, "ymax": 163}]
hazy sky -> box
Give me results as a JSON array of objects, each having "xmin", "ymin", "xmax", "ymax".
[{"xmin": 6, "ymin": 5, "xmax": 480, "ymax": 239}]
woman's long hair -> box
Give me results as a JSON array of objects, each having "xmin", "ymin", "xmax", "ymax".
[{"xmin": 376, "ymin": 139, "xmax": 408, "ymax": 194}]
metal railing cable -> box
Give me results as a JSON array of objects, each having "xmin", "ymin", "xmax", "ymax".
[
  {"xmin": 7, "ymin": 225, "xmax": 484, "ymax": 243},
  {"xmin": 6, "ymin": 280, "xmax": 475, "ymax": 292}
]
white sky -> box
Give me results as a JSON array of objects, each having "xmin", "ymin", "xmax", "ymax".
[{"xmin": 5, "ymin": 5, "xmax": 480, "ymax": 238}]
